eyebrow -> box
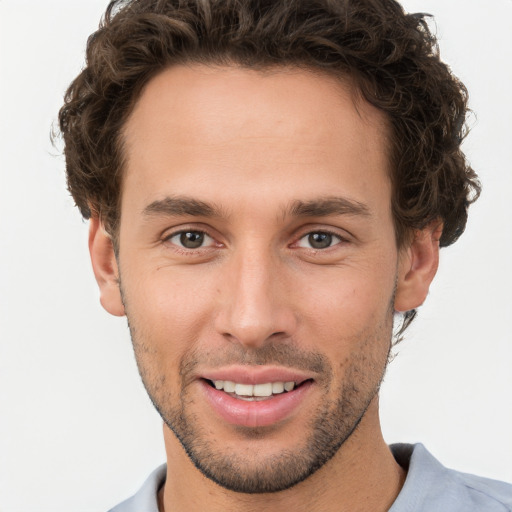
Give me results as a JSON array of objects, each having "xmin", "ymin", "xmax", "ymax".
[
  {"xmin": 142, "ymin": 196, "xmax": 225, "ymax": 218},
  {"xmin": 287, "ymin": 197, "xmax": 371, "ymax": 218},
  {"xmin": 141, "ymin": 195, "xmax": 371, "ymax": 220}
]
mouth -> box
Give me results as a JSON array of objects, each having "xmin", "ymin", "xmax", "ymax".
[
  {"xmin": 199, "ymin": 371, "xmax": 315, "ymax": 427},
  {"xmin": 204, "ymin": 378, "xmax": 312, "ymax": 401}
]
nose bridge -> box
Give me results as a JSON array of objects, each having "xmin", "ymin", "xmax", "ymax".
[{"xmin": 215, "ymin": 240, "xmax": 295, "ymax": 347}]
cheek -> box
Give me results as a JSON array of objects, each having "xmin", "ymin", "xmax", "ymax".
[
  {"xmin": 296, "ymin": 264, "xmax": 396, "ymax": 332},
  {"xmin": 123, "ymin": 264, "xmax": 218, "ymax": 352},
  {"xmin": 293, "ymin": 263, "xmax": 396, "ymax": 380}
]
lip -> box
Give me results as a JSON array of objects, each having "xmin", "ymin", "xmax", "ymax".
[
  {"xmin": 199, "ymin": 366, "xmax": 314, "ymax": 428},
  {"xmin": 201, "ymin": 365, "xmax": 312, "ymax": 386}
]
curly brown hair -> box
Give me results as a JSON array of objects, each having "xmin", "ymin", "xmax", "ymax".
[{"xmin": 59, "ymin": 0, "xmax": 480, "ymax": 249}]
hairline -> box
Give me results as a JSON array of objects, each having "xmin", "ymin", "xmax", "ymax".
[{"xmin": 108, "ymin": 61, "xmax": 402, "ymax": 250}]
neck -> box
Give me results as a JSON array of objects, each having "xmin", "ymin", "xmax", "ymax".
[{"xmin": 159, "ymin": 398, "xmax": 406, "ymax": 512}]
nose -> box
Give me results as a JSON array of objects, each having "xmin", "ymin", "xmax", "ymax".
[{"xmin": 214, "ymin": 247, "xmax": 297, "ymax": 348}]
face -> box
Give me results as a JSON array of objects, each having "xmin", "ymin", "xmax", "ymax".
[{"xmin": 92, "ymin": 65, "xmax": 434, "ymax": 493}]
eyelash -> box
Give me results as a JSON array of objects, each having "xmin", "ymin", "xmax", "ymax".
[
  {"xmin": 162, "ymin": 227, "xmax": 348, "ymax": 253},
  {"xmin": 294, "ymin": 229, "xmax": 348, "ymax": 250},
  {"xmin": 163, "ymin": 229, "xmax": 217, "ymax": 252}
]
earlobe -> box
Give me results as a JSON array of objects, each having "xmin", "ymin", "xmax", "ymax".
[
  {"xmin": 88, "ymin": 217, "xmax": 125, "ymax": 317},
  {"xmin": 394, "ymin": 222, "xmax": 442, "ymax": 313}
]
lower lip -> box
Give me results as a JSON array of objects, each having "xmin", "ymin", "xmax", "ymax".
[{"xmin": 201, "ymin": 380, "xmax": 313, "ymax": 428}]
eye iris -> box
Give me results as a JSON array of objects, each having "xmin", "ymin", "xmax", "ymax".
[
  {"xmin": 308, "ymin": 232, "xmax": 332, "ymax": 249},
  {"xmin": 180, "ymin": 231, "xmax": 204, "ymax": 248}
]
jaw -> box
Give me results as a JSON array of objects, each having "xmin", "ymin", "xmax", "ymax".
[{"xmin": 159, "ymin": 392, "xmax": 403, "ymax": 512}]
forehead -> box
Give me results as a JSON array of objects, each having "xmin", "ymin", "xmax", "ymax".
[
  {"xmin": 123, "ymin": 64, "xmax": 390, "ymax": 151},
  {"xmin": 121, "ymin": 64, "xmax": 392, "ymax": 219}
]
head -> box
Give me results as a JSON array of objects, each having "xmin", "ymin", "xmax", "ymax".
[
  {"xmin": 60, "ymin": 0, "xmax": 479, "ymax": 248},
  {"xmin": 59, "ymin": 0, "xmax": 480, "ymax": 495}
]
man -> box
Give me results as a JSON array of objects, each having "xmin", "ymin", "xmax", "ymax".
[{"xmin": 58, "ymin": 0, "xmax": 511, "ymax": 510}]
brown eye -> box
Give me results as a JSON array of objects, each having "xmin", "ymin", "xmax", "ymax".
[
  {"xmin": 180, "ymin": 231, "xmax": 204, "ymax": 248},
  {"xmin": 167, "ymin": 231, "xmax": 213, "ymax": 249},
  {"xmin": 308, "ymin": 233, "xmax": 332, "ymax": 249},
  {"xmin": 296, "ymin": 231, "xmax": 343, "ymax": 250}
]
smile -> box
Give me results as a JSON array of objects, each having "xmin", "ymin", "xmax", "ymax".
[
  {"xmin": 201, "ymin": 373, "xmax": 314, "ymax": 427},
  {"xmin": 210, "ymin": 380, "xmax": 297, "ymax": 400}
]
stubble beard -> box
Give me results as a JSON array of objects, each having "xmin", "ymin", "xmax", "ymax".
[
  {"xmin": 125, "ymin": 315, "xmax": 393, "ymax": 494},
  {"xmin": 164, "ymin": 359, "xmax": 385, "ymax": 494}
]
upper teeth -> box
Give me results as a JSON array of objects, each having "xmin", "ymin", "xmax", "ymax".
[{"xmin": 213, "ymin": 380, "xmax": 296, "ymax": 397}]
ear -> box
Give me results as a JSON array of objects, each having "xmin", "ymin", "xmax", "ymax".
[
  {"xmin": 394, "ymin": 221, "xmax": 442, "ymax": 312},
  {"xmin": 88, "ymin": 217, "xmax": 125, "ymax": 317}
]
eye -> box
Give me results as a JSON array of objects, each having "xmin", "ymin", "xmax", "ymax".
[
  {"xmin": 296, "ymin": 231, "xmax": 343, "ymax": 249},
  {"xmin": 167, "ymin": 230, "xmax": 214, "ymax": 249}
]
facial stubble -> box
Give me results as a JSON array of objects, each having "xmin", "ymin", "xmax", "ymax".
[{"xmin": 121, "ymin": 281, "xmax": 395, "ymax": 494}]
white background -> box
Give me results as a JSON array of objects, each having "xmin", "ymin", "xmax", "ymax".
[{"xmin": 0, "ymin": 1, "xmax": 511, "ymax": 511}]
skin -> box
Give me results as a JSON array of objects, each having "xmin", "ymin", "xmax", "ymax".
[{"xmin": 89, "ymin": 65, "xmax": 440, "ymax": 512}]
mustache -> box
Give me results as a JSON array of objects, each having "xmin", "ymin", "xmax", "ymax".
[{"xmin": 180, "ymin": 341, "xmax": 331, "ymax": 378}]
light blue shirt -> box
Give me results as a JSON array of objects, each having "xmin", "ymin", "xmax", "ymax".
[
  {"xmin": 108, "ymin": 444, "xmax": 512, "ymax": 511},
  {"xmin": 389, "ymin": 444, "xmax": 512, "ymax": 511}
]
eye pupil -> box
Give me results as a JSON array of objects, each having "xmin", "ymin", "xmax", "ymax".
[
  {"xmin": 180, "ymin": 231, "xmax": 204, "ymax": 248},
  {"xmin": 308, "ymin": 232, "xmax": 332, "ymax": 249}
]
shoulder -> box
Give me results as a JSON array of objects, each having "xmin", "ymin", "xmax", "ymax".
[
  {"xmin": 107, "ymin": 464, "xmax": 167, "ymax": 512},
  {"xmin": 390, "ymin": 443, "xmax": 512, "ymax": 512}
]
